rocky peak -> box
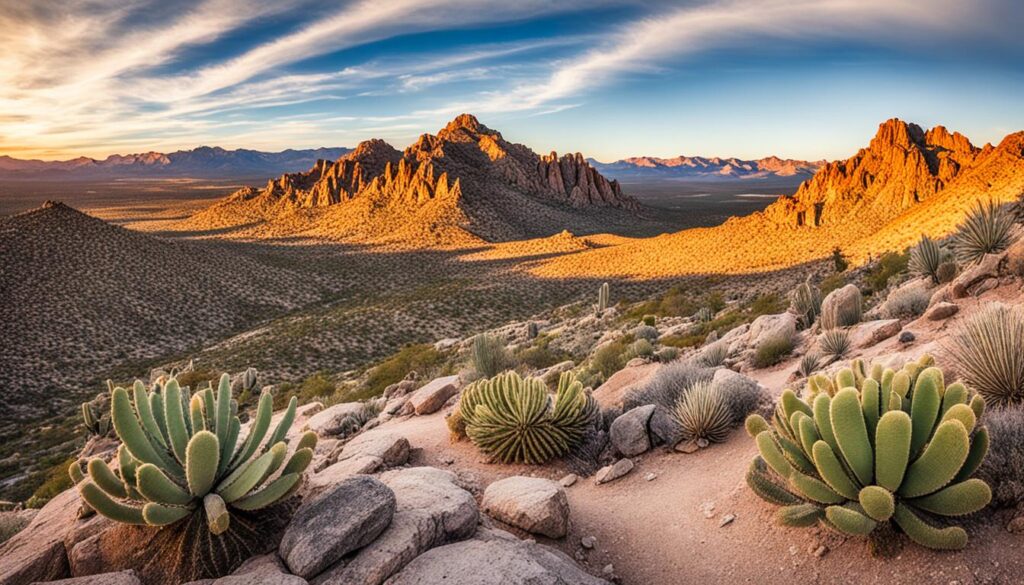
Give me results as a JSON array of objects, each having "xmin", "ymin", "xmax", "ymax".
[{"xmin": 869, "ymin": 118, "xmax": 925, "ymax": 151}]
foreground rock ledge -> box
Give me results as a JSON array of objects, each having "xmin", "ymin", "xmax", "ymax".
[{"xmin": 482, "ymin": 477, "xmax": 570, "ymax": 538}]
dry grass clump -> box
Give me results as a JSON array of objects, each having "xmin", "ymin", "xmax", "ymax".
[
  {"xmin": 673, "ymin": 381, "xmax": 733, "ymax": 444},
  {"xmin": 978, "ymin": 407, "xmax": 1024, "ymax": 508},
  {"xmin": 884, "ymin": 287, "xmax": 932, "ymax": 319},
  {"xmin": 945, "ymin": 304, "xmax": 1024, "ymax": 406},
  {"xmin": 750, "ymin": 333, "xmax": 794, "ymax": 369},
  {"xmin": 818, "ymin": 329, "xmax": 851, "ymax": 359},
  {"xmin": 909, "ymin": 235, "xmax": 945, "ymax": 283},
  {"xmin": 623, "ymin": 362, "xmax": 714, "ymax": 411}
]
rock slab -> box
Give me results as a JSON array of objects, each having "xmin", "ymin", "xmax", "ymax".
[
  {"xmin": 482, "ymin": 477, "xmax": 569, "ymax": 538},
  {"xmin": 609, "ymin": 404, "xmax": 655, "ymax": 457},
  {"xmin": 280, "ymin": 476, "xmax": 396, "ymax": 579},
  {"xmin": 32, "ymin": 571, "xmax": 142, "ymax": 585},
  {"xmin": 0, "ymin": 487, "xmax": 79, "ymax": 584},
  {"xmin": 408, "ymin": 376, "xmax": 460, "ymax": 415}
]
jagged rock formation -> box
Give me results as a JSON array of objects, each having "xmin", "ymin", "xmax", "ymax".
[
  {"xmin": 592, "ymin": 154, "xmax": 822, "ymax": 179},
  {"xmin": 186, "ymin": 114, "xmax": 642, "ymax": 244},
  {"xmin": 762, "ymin": 119, "xmax": 981, "ymax": 227},
  {"xmin": 532, "ymin": 119, "xmax": 1024, "ymax": 279}
]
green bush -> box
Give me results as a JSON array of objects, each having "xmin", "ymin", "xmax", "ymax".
[
  {"xmin": 298, "ymin": 372, "xmax": 336, "ymax": 402},
  {"xmin": 749, "ymin": 293, "xmax": 787, "ymax": 318},
  {"xmin": 746, "ymin": 356, "xmax": 990, "ymax": 551},
  {"xmin": 642, "ymin": 314, "xmax": 657, "ymax": 326},
  {"xmin": 751, "ymin": 333, "xmax": 795, "ymax": 369},
  {"xmin": 365, "ymin": 343, "xmax": 445, "ymax": 397},
  {"xmin": 591, "ymin": 340, "xmax": 629, "ymax": 379},
  {"xmin": 25, "ymin": 457, "xmax": 76, "ymax": 509},
  {"xmin": 819, "ymin": 273, "xmax": 847, "ymax": 296},
  {"xmin": 866, "ymin": 251, "xmax": 909, "ymax": 294}
]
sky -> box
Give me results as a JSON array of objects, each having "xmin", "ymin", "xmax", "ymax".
[{"xmin": 1, "ymin": 0, "xmax": 1023, "ymax": 162}]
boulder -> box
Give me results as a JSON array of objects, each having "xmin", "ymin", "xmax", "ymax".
[
  {"xmin": 0, "ymin": 487, "xmax": 79, "ymax": 584},
  {"xmin": 849, "ymin": 319, "xmax": 901, "ymax": 349},
  {"xmin": 952, "ymin": 253, "xmax": 1004, "ymax": 298},
  {"xmin": 280, "ymin": 476, "xmax": 396, "ymax": 579},
  {"xmin": 339, "ymin": 430, "xmax": 410, "ymax": 467},
  {"xmin": 482, "ymin": 477, "xmax": 569, "ymax": 539},
  {"xmin": 927, "ymin": 283, "xmax": 952, "ymax": 308},
  {"xmin": 821, "ymin": 285, "xmax": 861, "ymax": 327},
  {"xmin": 408, "ymin": 376, "xmax": 460, "ymax": 415},
  {"xmin": 383, "ymin": 528, "xmax": 609, "ymax": 585},
  {"xmin": 32, "ymin": 571, "xmax": 142, "ymax": 585},
  {"xmin": 179, "ymin": 554, "xmax": 307, "ymax": 585},
  {"xmin": 647, "ymin": 405, "xmax": 678, "ymax": 447},
  {"xmin": 309, "ymin": 455, "xmax": 382, "ymax": 491},
  {"xmin": 747, "ymin": 313, "xmax": 797, "ymax": 348},
  {"xmin": 305, "ymin": 403, "xmax": 365, "ymax": 436},
  {"xmin": 315, "ymin": 467, "xmax": 478, "ymax": 585},
  {"xmin": 1004, "ymin": 236, "xmax": 1024, "ymax": 275},
  {"xmin": 594, "ymin": 459, "xmax": 634, "ymax": 485},
  {"xmin": 609, "ymin": 405, "xmax": 655, "ymax": 457},
  {"xmin": 925, "ymin": 301, "xmax": 959, "ymax": 321}
]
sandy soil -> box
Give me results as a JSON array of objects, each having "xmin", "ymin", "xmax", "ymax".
[{"xmin": 376, "ymin": 284, "xmax": 1024, "ymax": 584}]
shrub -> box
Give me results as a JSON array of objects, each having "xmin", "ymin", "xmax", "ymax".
[
  {"xmin": 516, "ymin": 341, "xmax": 570, "ymax": 370},
  {"xmin": 459, "ymin": 371, "xmax": 597, "ymax": 464},
  {"xmin": 832, "ymin": 246, "xmax": 849, "ymax": 272},
  {"xmin": 25, "ymin": 457, "xmax": 76, "ymax": 509},
  {"xmin": 789, "ymin": 278, "xmax": 822, "ymax": 329},
  {"xmin": 624, "ymin": 362, "xmax": 714, "ymax": 411},
  {"xmin": 798, "ymin": 352, "xmax": 821, "ymax": 378},
  {"xmin": 936, "ymin": 260, "xmax": 958, "ymax": 284},
  {"xmin": 746, "ymin": 358, "xmax": 990, "ymax": 551},
  {"xmin": 750, "ymin": 293, "xmax": 787, "ymax": 318},
  {"xmin": 0, "ymin": 512, "xmax": 31, "ymax": 545},
  {"xmin": 633, "ymin": 324, "xmax": 659, "ymax": 342},
  {"xmin": 818, "ymin": 329, "xmax": 851, "ymax": 359},
  {"xmin": 953, "ymin": 200, "xmax": 1015, "ymax": 264},
  {"xmin": 446, "ymin": 406, "xmax": 466, "ymax": 442},
  {"xmin": 945, "ymin": 304, "xmax": 1024, "ymax": 406},
  {"xmin": 714, "ymin": 372, "xmax": 765, "ymax": 424},
  {"xmin": 884, "ymin": 287, "xmax": 932, "ymax": 320},
  {"xmin": 365, "ymin": 343, "xmax": 445, "ymax": 397},
  {"xmin": 673, "ymin": 381, "xmax": 734, "ymax": 444},
  {"xmin": 655, "ymin": 347, "xmax": 679, "ymax": 362},
  {"xmin": 751, "ymin": 333, "xmax": 794, "ymax": 369},
  {"xmin": 909, "ymin": 236, "xmax": 945, "ymax": 284},
  {"xmin": 591, "ymin": 340, "xmax": 629, "ymax": 379},
  {"xmin": 298, "ymin": 372, "xmax": 335, "ymax": 402},
  {"xmin": 471, "ymin": 334, "xmax": 510, "ymax": 379},
  {"xmin": 74, "ymin": 376, "xmax": 315, "ymax": 534},
  {"xmin": 865, "ymin": 251, "xmax": 909, "ymax": 294},
  {"xmin": 698, "ymin": 341, "xmax": 729, "ymax": 368},
  {"xmin": 820, "ymin": 273, "xmax": 847, "ymax": 296},
  {"xmin": 978, "ymin": 407, "xmax": 1024, "ymax": 508},
  {"xmin": 627, "ymin": 338, "xmax": 655, "ymax": 359},
  {"xmin": 695, "ymin": 307, "xmax": 714, "ymax": 323},
  {"xmin": 564, "ymin": 428, "xmax": 610, "ymax": 477},
  {"xmin": 642, "ymin": 314, "xmax": 657, "ymax": 326}
]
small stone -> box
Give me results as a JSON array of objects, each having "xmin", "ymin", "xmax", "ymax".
[
  {"xmin": 575, "ymin": 550, "xmax": 585, "ymax": 561},
  {"xmin": 1006, "ymin": 516, "xmax": 1024, "ymax": 533},
  {"xmin": 581, "ymin": 536, "xmax": 597, "ymax": 549},
  {"xmin": 602, "ymin": 564, "xmax": 615, "ymax": 576},
  {"xmin": 696, "ymin": 438, "xmax": 709, "ymax": 449},
  {"xmin": 559, "ymin": 474, "xmax": 578, "ymax": 487},
  {"xmin": 674, "ymin": 440, "xmax": 699, "ymax": 454},
  {"xmin": 813, "ymin": 545, "xmax": 829, "ymax": 558},
  {"xmin": 595, "ymin": 459, "xmax": 634, "ymax": 484},
  {"xmin": 899, "ymin": 331, "xmax": 916, "ymax": 344},
  {"xmin": 719, "ymin": 513, "xmax": 735, "ymax": 527},
  {"xmin": 441, "ymin": 455, "xmax": 455, "ymax": 465},
  {"xmin": 699, "ymin": 501, "xmax": 716, "ymax": 519},
  {"xmin": 643, "ymin": 472, "xmax": 657, "ymax": 482},
  {"xmin": 789, "ymin": 545, "xmax": 799, "ymax": 556}
]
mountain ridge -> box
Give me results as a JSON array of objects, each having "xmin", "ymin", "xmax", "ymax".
[
  {"xmin": 590, "ymin": 154, "xmax": 823, "ymax": 180},
  {"xmin": 0, "ymin": 146, "xmax": 352, "ymax": 179}
]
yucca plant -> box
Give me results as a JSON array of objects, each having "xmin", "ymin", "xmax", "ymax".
[
  {"xmin": 798, "ymin": 353, "xmax": 821, "ymax": 378},
  {"xmin": 673, "ymin": 380, "xmax": 734, "ymax": 445},
  {"xmin": 745, "ymin": 356, "xmax": 990, "ymax": 551},
  {"xmin": 909, "ymin": 236, "xmax": 945, "ymax": 284},
  {"xmin": 953, "ymin": 200, "xmax": 1015, "ymax": 264},
  {"xmin": 459, "ymin": 371, "xmax": 597, "ymax": 464},
  {"xmin": 72, "ymin": 375, "xmax": 315, "ymax": 535},
  {"xmin": 471, "ymin": 334, "xmax": 510, "ymax": 379},
  {"xmin": 698, "ymin": 341, "xmax": 729, "ymax": 368},
  {"xmin": 790, "ymin": 278, "xmax": 822, "ymax": 329},
  {"xmin": 945, "ymin": 304, "xmax": 1024, "ymax": 406},
  {"xmin": 695, "ymin": 307, "xmax": 714, "ymax": 323},
  {"xmin": 818, "ymin": 329, "xmax": 851, "ymax": 359}
]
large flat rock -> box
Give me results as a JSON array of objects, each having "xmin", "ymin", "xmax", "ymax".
[
  {"xmin": 0, "ymin": 487, "xmax": 79, "ymax": 584},
  {"xmin": 31, "ymin": 570, "xmax": 142, "ymax": 585},
  {"xmin": 482, "ymin": 477, "xmax": 569, "ymax": 538},
  {"xmin": 408, "ymin": 376, "xmax": 460, "ymax": 415}
]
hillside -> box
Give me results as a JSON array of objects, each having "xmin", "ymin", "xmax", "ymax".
[
  {"xmin": 532, "ymin": 119, "xmax": 1024, "ymax": 278},
  {"xmin": 591, "ymin": 154, "xmax": 822, "ymax": 180},
  {"xmin": 0, "ymin": 202, "xmax": 327, "ymax": 422},
  {"xmin": 0, "ymin": 146, "xmax": 351, "ymax": 179},
  {"xmin": 183, "ymin": 114, "xmax": 651, "ymax": 244}
]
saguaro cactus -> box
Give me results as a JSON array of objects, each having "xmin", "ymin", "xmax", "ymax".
[
  {"xmin": 745, "ymin": 355, "xmax": 990, "ymax": 551},
  {"xmin": 72, "ymin": 374, "xmax": 315, "ymax": 535},
  {"xmin": 596, "ymin": 282, "xmax": 610, "ymax": 316}
]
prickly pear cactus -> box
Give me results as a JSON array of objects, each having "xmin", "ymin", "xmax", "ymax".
[
  {"xmin": 459, "ymin": 370, "xmax": 597, "ymax": 464},
  {"xmin": 745, "ymin": 354, "xmax": 991, "ymax": 551}
]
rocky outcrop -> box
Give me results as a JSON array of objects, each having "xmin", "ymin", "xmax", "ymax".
[
  {"xmin": 0, "ymin": 488, "xmax": 79, "ymax": 584},
  {"xmin": 408, "ymin": 375, "xmax": 460, "ymax": 415},
  {"xmin": 609, "ymin": 405, "xmax": 655, "ymax": 457},
  {"xmin": 762, "ymin": 119, "xmax": 980, "ymax": 228}
]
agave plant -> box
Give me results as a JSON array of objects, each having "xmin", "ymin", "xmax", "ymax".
[
  {"xmin": 672, "ymin": 380, "xmax": 734, "ymax": 445},
  {"xmin": 909, "ymin": 236, "xmax": 945, "ymax": 283},
  {"xmin": 745, "ymin": 356, "xmax": 990, "ymax": 551},
  {"xmin": 72, "ymin": 375, "xmax": 315, "ymax": 535},
  {"xmin": 818, "ymin": 329, "xmax": 851, "ymax": 359},
  {"xmin": 953, "ymin": 200, "xmax": 1015, "ymax": 264},
  {"xmin": 945, "ymin": 304, "xmax": 1024, "ymax": 406},
  {"xmin": 459, "ymin": 370, "xmax": 597, "ymax": 464},
  {"xmin": 698, "ymin": 341, "xmax": 729, "ymax": 368},
  {"xmin": 797, "ymin": 353, "xmax": 821, "ymax": 378}
]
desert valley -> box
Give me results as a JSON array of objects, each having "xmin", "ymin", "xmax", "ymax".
[{"xmin": 3, "ymin": 2, "xmax": 1024, "ymax": 584}]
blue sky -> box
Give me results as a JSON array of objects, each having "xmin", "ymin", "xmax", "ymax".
[{"xmin": 1, "ymin": 0, "xmax": 1022, "ymax": 161}]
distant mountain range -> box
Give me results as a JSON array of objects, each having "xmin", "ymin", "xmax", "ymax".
[
  {"xmin": 590, "ymin": 155, "xmax": 823, "ymax": 181},
  {"xmin": 185, "ymin": 114, "xmax": 651, "ymax": 244},
  {"xmin": 0, "ymin": 146, "xmax": 351, "ymax": 179}
]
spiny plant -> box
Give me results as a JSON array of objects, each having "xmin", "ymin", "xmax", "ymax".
[
  {"xmin": 945, "ymin": 304, "xmax": 1024, "ymax": 406},
  {"xmin": 909, "ymin": 236, "xmax": 945, "ymax": 284},
  {"xmin": 526, "ymin": 321, "xmax": 539, "ymax": 340},
  {"xmin": 819, "ymin": 329, "xmax": 851, "ymax": 359},
  {"xmin": 81, "ymin": 384, "xmax": 113, "ymax": 437},
  {"xmin": 699, "ymin": 341, "xmax": 729, "ymax": 368},
  {"xmin": 471, "ymin": 334, "xmax": 510, "ymax": 379},
  {"xmin": 459, "ymin": 371, "xmax": 598, "ymax": 464},
  {"xmin": 745, "ymin": 356, "xmax": 990, "ymax": 551},
  {"xmin": 695, "ymin": 307, "xmax": 714, "ymax": 323},
  {"xmin": 790, "ymin": 277, "xmax": 822, "ymax": 329},
  {"xmin": 72, "ymin": 374, "xmax": 316, "ymax": 535},
  {"xmin": 798, "ymin": 353, "xmax": 821, "ymax": 378},
  {"xmin": 596, "ymin": 282, "xmax": 610, "ymax": 316},
  {"xmin": 953, "ymin": 200, "xmax": 1015, "ymax": 264},
  {"xmin": 673, "ymin": 380, "xmax": 734, "ymax": 445}
]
